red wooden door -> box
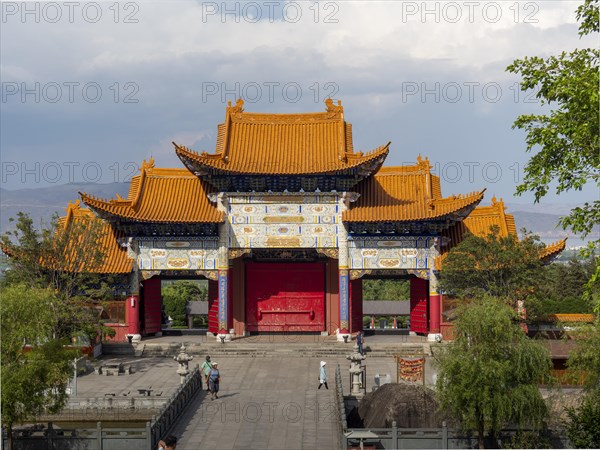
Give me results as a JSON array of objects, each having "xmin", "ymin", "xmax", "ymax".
[
  {"xmin": 410, "ymin": 277, "xmax": 429, "ymax": 334},
  {"xmin": 246, "ymin": 262, "xmax": 325, "ymax": 332}
]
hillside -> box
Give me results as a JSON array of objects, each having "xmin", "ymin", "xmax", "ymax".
[{"xmin": 0, "ymin": 183, "xmax": 129, "ymax": 232}]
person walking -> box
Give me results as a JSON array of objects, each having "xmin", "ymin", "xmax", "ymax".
[
  {"xmin": 318, "ymin": 361, "xmax": 328, "ymax": 389},
  {"xmin": 356, "ymin": 331, "xmax": 364, "ymax": 356},
  {"xmin": 208, "ymin": 362, "xmax": 220, "ymax": 400},
  {"xmin": 201, "ymin": 355, "xmax": 213, "ymax": 391}
]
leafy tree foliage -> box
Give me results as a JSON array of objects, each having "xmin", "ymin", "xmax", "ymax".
[
  {"xmin": 363, "ymin": 279, "xmax": 409, "ymax": 301},
  {"xmin": 1, "ymin": 284, "xmax": 76, "ymax": 449},
  {"xmin": 566, "ymin": 390, "xmax": 600, "ymax": 448},
  {"xmin": 439, "ymin": 227, "xmax": 544, "ymax": 307},
  {"xmin": 529, "ymin": 255, "xmax": 597, "ymax": 317},
  {"xmin": 434, "ymin": 297, "xmax": 551, "ymax": 449},
  {"xmin": 506, "ymin": 0, "xmax": 599, "ymax": 249},
  {"xmin": 162, "ymin": 280, "xmax": 207, "ymax": 326},
  {"xmin": 1, "ymin": 212, "xmax": 123, "ymax": 341},
  {"xmin": 1, "ymin": 212, "xmax": 125, "ymax": 446}
]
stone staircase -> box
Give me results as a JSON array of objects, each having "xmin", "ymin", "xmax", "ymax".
[
  {"xmin": 136, "ymin": 341, "xmax": 430, "ymax": 359},
  {"xmin": 101, "ymin": 342, "xmax": 136, "ymax": 356}
]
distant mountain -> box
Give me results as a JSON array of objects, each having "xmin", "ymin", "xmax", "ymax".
[
  {"xmin": 0, "ymin": 182, "xmax": 129, "ymax": 232},
  {"xmin": 510, "ymin": 211, "xmax": 567, "ymax": 239},
  {"xmin": 504, "ymin": 202, "xmax": 581, "ymax": 217}
]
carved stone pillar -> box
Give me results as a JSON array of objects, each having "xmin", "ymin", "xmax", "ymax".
[
  {"xmin": 126, "ymin": 240, "xmax": 142, "ymax": 342},
  {"xmin": 216, "ymin": 193, "xmax": 231, "ymax": 341},
  {"xmin": 336, "ymin": 192, "xmax": 358, "ymax": 339}
]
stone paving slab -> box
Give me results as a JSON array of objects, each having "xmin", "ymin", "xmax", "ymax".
[{"xmin": 74, "ymin": 356, "xmax": 182, "ymax": 398}]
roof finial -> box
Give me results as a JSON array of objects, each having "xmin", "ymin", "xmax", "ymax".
[
  {"xmin": 325, "ymin": 98, "xmax": 343, "ymax": 113},
  {"xmin": 416, "ymin": 155, "xmax": 431, "ymax": 171},
  {"xmin": 228, "ymin": 98, "xmax": 244, "ymax": 113},
  {"xmin": 140, "ymin": 158, "xmax": 155, "ymax": 172}
]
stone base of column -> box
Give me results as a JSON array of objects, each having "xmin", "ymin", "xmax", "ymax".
[
  {"xmin": 126, "ymin": 333, "xmax": 142, "ymax": 344},
  {"xmin": 427, "ymin": 333, "xmax": 443, "ymax": 342},
  {"xmin": 216, "ymin": 333, "xmax": 232, "ymax": 343},
  {"xmin": 336, "ymin": 330, "xmax": 351, "ymax": 342}
]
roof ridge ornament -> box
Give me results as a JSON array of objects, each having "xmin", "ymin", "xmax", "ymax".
[
  {"xmin": 416, "ymin": 155, "xmax": 432, "ymax": 171},
  {"xmin": 491, "ymin": 196, "xmax": 506, "ymax": 210},
  {"xmin": 140, "ymin": 157, "xmax": 155, "ymax": 172},
  {"xmin": 325, "ymin": 98, "xmax": 343, "ymax": 113},
  {"xmin": 227, "ymin": 98, "xmax": 244, "ymax": 114}
]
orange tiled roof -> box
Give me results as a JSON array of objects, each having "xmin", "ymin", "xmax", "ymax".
[
  {"xmin": 540, "ymin": 238, "xmax": 568, "ymax": 262},
  {"xmin": 1, "ymin": 201, "xmax": 133, "ymax": 274},
  {"xmin": 174, "ymin": 98, "xmax": 390, "ymax": 175},
  {"xmin": 548, "ymin": 314, "xmax": 595, "ymax": 323},
  {"xmin": 80, "ymin": 159, "xmax": 223, "ymax": 223},
  {"xmin": 59, "ymin": 201, "xmax": 133, "ymax": 274},
  {"xmin": 438, "ymin": 197, "xmax": 566, "ymax": 268},
  {"xmin": 343, "ymin": 157, "xmax": 485, "ymax": 222},
  {"xmin": 462, "ymin": 197, "xmax": 516, "ymax": 238}
]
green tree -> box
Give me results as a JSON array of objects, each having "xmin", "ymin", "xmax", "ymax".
[
  {"xmin": 162, "ymin": 281, "xmax": 207, "ymax": 326},
  {"xmin": 1, "ymin": 284, "xmax": 76, "ymax": 450},
  {"xmin": 434, "ymin": 297, "xmax": 551, "ymax": 449},
  {"xmin": 506, "ymin": 0, "xmax": 599, "ymax": 249},
  {"xmin": 566, "ymin": 390, "xmax": 600, "ymax": 448},
  {"xmin": 363, "ymin": 279, "xmax": 410, "ymax": 301},
  {"xmin": 1, "ymin": 212, "xmax": 120, "ymax": 342},
  {"xmin": 527, "ymin": 255, "xmax": 597, "ymax": 318},
  {"xmin": 439, "ymin": 227, "xmax": 544, "ymax": 307}
]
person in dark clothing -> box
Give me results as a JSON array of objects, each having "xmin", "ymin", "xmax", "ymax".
[
  {"xmin": 208, "ymin": 362, "xmax": 220, "ymax": 400},
  {"xmin": 158, "ymin": 434, "xmax": 177, "ymax": 449},
  {"xmin": 356, "ymin": 331, "xmax": 364, "ymax": 355}
]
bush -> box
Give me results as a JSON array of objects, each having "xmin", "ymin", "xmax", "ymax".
[{"xmin": 566, "ymin": 392, "xmax": 600, "ymax": 449}]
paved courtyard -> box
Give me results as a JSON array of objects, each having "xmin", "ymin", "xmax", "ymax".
[{"xmin": 68, "ymin": 334, "xmax": 434, "ymax": 449}]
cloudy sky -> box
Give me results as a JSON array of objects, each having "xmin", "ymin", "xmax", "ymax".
[{"xmin": 1, "ymin": 0, "xmax": 596, "ymax": 207}]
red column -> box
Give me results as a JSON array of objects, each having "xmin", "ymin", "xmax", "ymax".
[
  {"xmin": 126, "ymin": 294, "xmax": 140, "ymax": 336},
  {"xmin": 429, "ymin": 293, "xmax": 441, "ymax": 334}
]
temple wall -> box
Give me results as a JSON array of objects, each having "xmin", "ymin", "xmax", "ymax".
[
  {"xmin": 137, "ymin": 238, "xmax": 218, "ymax": 270},
  {"xmin": 348, "ymin": 236, "xmax": 434, "ymax": 270},
  {"xmin": 227, "ymin": 193, "xmax": 341, "ymax": 249}
]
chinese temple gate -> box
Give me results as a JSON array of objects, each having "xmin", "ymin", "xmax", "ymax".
[{"xmin": 59, "ymin": 98, "xmax": 565, "ymax": 342}]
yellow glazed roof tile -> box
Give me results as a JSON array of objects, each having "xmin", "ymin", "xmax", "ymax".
[
  {"xmin": 343, "ymin": 158, "xmax": 485, "ymax": 222},
  {"xmin": 174, "ymin": 98, "xmax": 390, "ymax": 175},
  {"xmin": 80, "ymin": 159, "xmax": 223, "ymax": 223},
  {"xmin": 58, "ymin": 201, "xmax": 133, "ymax": 274}
]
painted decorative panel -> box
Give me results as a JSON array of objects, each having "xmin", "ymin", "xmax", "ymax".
[
  {"xmin": 228, "ymin": 194, "xmax": 340, "ymax": 249},
  {"xmin": 137, "ymin": 238, "xmax": 218, "ymax": 270},
  {"xmin": 348, "ymin": 236, "xmax": 435, "ymax": 270}
]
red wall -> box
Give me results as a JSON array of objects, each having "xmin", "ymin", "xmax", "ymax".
[
  {"xmin": 410, "ymin": 277, "xmax": 429, "ymax": 334},
  {"xmin": 103, "ymin": 323, "xmax": 129, "ymax": 342}
]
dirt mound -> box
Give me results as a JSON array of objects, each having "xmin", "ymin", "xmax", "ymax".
[{"xmin": 356, "ymin": 383, "xmax": 442, "ymax": 428}]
